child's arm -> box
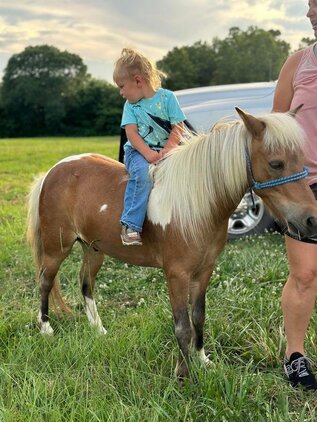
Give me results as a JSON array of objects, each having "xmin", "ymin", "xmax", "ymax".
[
  {"xmin": 158, "ymin": 123, "xmax": 184, "ymax": 159},
  {"xmin": 125, "ymin": 124, "xmax": 159, "ymax": 163}
]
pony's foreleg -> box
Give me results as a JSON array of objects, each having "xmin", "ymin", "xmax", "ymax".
[
  {"xmin": 190, "ymin": 269, "xmax": 213, "ymax": 366},
  {"xmin": 80, "ymin": 246, "xmax": 106, "ymax": 335},
  {"xmin": 38, "ymin": 267, "xmax": 58, "ymax": 335},
  {"xmin": 167, "ymin": 272, "xmax": 192, "ymax": 380}
]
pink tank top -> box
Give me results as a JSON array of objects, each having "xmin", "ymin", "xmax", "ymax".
[{"xmin": 291, "ymin": 43, "xmax": 317, "ymax": 185}]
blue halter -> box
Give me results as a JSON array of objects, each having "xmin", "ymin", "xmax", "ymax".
[{"xmin": 245, "ymin": 149, "xmax": 308, "ymax": 191}]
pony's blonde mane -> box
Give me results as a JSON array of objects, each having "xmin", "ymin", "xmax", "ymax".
[
  {"xmin": 258, "ymin": 112, "xmax": 306, "ymax": 152},
  {"xmin": 150, "ymin": 112, "xmax": 306, "ymax": 241}
]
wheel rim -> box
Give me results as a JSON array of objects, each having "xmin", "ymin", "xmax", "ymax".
[{"xmin": 228, "ymin": 193, "xmax": 265, "ymax": 237}]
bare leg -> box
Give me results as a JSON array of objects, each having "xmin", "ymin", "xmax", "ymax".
[
  {"xmin": 282, "ymin": 236, "xmax": 317, "ymax": 358},
  {"xmin": 80, "ymin": 245, "xmax": 106, "ymax": 334}
]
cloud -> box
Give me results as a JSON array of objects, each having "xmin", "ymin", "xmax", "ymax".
[{"xmin": 0, "ymin": 0, "xmax": 313, "ymax": 82}]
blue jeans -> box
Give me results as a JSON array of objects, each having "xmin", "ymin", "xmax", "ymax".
[{"xmin": 121, "ymin": 147, "xmax": 153, "ymax": 232}]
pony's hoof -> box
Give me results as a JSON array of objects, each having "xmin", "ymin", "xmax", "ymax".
[
  {"xmin": 202, "ymin": 357, "xmax": 212, "ymax": 367},
  {"xmin": 198, "ymin": 349, "xmax": 211, "ymax": 366},
  {"xmin": 98, "ymin": 326, "xmax": 107, "ymax": 335},
  {"xmin": 174, "ymin": 361, "xmax": 190, "ymax": 382},
  {"xmin": 40, "ymin": 321, "xmax": 54, "ymax": 335}
]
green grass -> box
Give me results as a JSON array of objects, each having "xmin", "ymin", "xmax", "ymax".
[{"xmin": 1, "ymin": 136, "xmax": 317, "ymax": 421}]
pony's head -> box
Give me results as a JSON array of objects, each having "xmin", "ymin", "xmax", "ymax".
[{"xmin": 236, "ymin": 107, "xmax": 317, "ymax": 238}]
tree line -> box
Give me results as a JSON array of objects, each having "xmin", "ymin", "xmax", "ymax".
[{"xmin": 0, "ymin": 27, "xmax": 313, "ymax": 138}]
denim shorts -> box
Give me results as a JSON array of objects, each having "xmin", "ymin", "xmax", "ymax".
[{"xmin": 280, "ymin": 183, "xmax": 317, "ymax": 244}]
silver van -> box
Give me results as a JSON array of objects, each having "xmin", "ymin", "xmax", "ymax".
[{"xmin": 175, "ymin": 81, "xmax": 276, "ymax": 239}]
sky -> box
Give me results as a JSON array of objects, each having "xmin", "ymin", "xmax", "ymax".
[{"xmin": 0, "ymin": 0, "xmax": 311, "ymax": 85}]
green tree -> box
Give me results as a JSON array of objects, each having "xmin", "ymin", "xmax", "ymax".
[
  {"xmin": 2, "ymin": 45, "xmax": 88, "ymax": 136},
  {"xmin": 157, "ymin": 41, "xmax": 216, "ymax": 90},
  {"xmin": 211, "ymin": 26, "xmax": 290, "ymax": 84},
  {"xmin": 0, "ymin": 84, "xmax": 12, "ymax": 137},
  {"xmin": 63, "ymin": 78, "xmax": 124, "ymax": 136}
]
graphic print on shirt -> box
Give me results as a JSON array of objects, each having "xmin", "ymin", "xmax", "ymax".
[{"xmin": 133, "ymin": 105, "xmax": 172, "ymax": 149}]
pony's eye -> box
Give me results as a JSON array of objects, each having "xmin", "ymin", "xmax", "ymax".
[{"xmin": 269, "ymin": 160, "xmax": 284, "ymax": 170}]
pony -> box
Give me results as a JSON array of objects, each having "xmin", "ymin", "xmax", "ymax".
[{"xmin": 27, "ymin": 108, "xmax": 317, "ymax": 380}]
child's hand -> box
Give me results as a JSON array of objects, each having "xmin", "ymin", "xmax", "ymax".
[
  {"xmin": 145, "ymin": 150, "xmax": 160, "ymax": 164},
  {"xmin": 157, "ymin": 150, "xmax": 164, "ymax": 160},
  {"xmin": 157, "ymin": 147, "xmax": 172, "ymax": 160}
]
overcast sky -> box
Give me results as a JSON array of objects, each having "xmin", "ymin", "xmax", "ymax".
[{"xmin": 0, "ymin": 0, "xmax": 311, "ymax": 84}]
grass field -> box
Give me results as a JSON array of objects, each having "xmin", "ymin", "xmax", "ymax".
[{"xmin": 1, "ymin": 136, "xmax": 317, "ymax": 421}]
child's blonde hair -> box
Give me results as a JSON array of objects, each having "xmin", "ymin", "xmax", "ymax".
[{"xmin": 113, "ymin": 48, "xmax": 165, "ymax": 90}]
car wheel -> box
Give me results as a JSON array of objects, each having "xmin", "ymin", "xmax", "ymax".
[{"xmin": 227, "ymin": 192, "xmax": 275, "ymax": 240}]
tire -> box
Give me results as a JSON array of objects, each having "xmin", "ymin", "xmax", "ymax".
[{"xmin": 227, "ymin": 192, "xmax": 275, "ymax": 240}]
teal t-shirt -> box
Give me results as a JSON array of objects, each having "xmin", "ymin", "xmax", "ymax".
[{"xmin": 121, "ymin": 88, "xmax": 186, "ymax": 151}]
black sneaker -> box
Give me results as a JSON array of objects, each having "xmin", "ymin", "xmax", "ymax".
[{"xmin": 284, "ymin": 352, "xmax": 317, "ymax": 391}]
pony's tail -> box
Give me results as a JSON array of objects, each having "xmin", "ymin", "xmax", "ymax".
[
  {"xmin": 27, "ymin": 175, "xmax": 72, "ymax": 314},
  {"xmin": 27, "ymin": 175, "xmax": 44, "ymax": 271},
  {"xmin": 50, "ymin": 278, "xmax": 72, "ymax": 314}
]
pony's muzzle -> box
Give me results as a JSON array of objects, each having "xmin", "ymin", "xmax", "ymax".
[
  {"xmin": 305, "ymin": 215, "xmax": 317, "ymax": 234},
  {"xmin": 287, "ymin": 213, "xmax": 317, "ymax": 238}
]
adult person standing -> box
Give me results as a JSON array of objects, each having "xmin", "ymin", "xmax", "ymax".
[{"xmin": 272, "ymin": 0, "xmax": 317, "ymax": 390}]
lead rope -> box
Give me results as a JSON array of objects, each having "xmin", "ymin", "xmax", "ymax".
[{"xmin": 249, "ymin": 187, "xmax": 256, "ymax": 211}]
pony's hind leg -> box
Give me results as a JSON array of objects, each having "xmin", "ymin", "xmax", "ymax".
[
  {"xmin": 38, "ymin": 255, "xmax": 66, "ymax": 335},
  {"xmin": 190, "ymin": 268, "xmax": 213, "ymax": 366},
  {"xmin": 80, "ymin": 243, "xmax": 106, "ymax": 335},
  {"xmin": 38, "ymin": 232, "xmax": 75, "ymax": 334}
]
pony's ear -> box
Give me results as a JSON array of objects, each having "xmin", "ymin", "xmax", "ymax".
[
  {"xmin": 235, "ymin": 107, "xmax": 266, "ymax": 138},
  {"xmin": 288, "ymin": 104, "xmax": 303, "ymax": 117}
]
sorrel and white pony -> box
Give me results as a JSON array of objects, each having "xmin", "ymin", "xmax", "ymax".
[{"xmin": 27, "ymin": 109, "xmax": 317, "ymax": 379}]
